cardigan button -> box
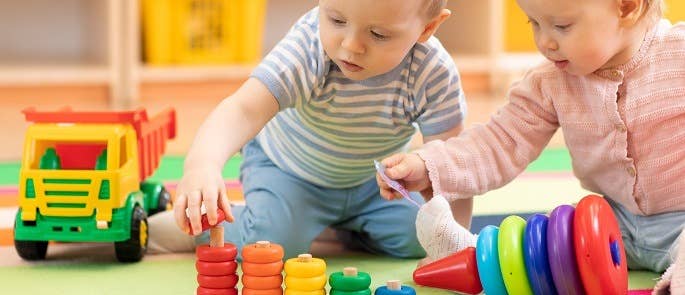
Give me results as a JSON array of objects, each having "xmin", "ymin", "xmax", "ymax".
[{"xmin": 626, "ymin": 166, "xmax": 636, "ymax": 177}]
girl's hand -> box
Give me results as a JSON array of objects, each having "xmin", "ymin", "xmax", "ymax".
[
  {"xmin": 173, "ymin": 167, "xmax": 235, "ymax": 235},
  {"xmin": 377, "ymin": 153, "xmax": 432, "ymax": 201}
]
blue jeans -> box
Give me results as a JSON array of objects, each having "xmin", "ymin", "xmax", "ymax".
[
  {"xmin": 607, "ymin": 197, "xmax": 685, "ymax": 272},
  {"xmin": 197, "ymin": 140, "xmax": 426, "ymax": 260}
]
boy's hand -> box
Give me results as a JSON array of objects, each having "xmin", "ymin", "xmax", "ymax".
[
  {"xmin": 377, "ymin": 153, "xmax": 431, "ymax": 200},
  {"xmin": 173, "ymin": 167, "xmax": 235, "ymax": 235}
]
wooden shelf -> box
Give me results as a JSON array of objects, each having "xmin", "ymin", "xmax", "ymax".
[
  {"xmin": 495, "ymin": 52, "xmax": 546, "ymax": 72},
  {"xmin": 0, "ymin": 64, "xmax": 110, "ymax": 86},
  {"xmin": 140, "ymin": 64, "xmax": 254, "ymax": 83}
]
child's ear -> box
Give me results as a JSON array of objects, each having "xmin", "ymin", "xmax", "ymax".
[
  {"xmin": 617, "ymin": 0, "xmax": 646, "ymax": 27},
  {"xmin": 418, "ymin": 9, "xmax": 451, "ymax": 43}
]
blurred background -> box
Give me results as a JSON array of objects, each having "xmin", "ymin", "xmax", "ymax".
[{"xmin": 0, "ymin": 0, "xmax": 684, "ymax": 161}]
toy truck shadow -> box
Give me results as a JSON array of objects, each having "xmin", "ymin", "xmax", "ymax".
[{"xmin": 14, "ymin": 107, "xmax": 176, "ymax": 262}]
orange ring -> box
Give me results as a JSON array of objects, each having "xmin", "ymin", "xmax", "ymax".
[
  {"xmin": 242, "ymin": 261, "xmax": 284, "ymax": 276},
  {"xmin": 197, "ymin": 287, "xmax": 237, "ymax": 295},
  {"xmin": 242, "ymin": 288, "xmax": 284, "ymax": 295},
  {"xmin": 196, "ymin": 244, "xmax": 237, "ymax": 262},
  {"xmin": 197, "ymin": 274, "xmax": 239, "ymax": 289},
  {"xmin": 242, "ymin": 242, "xmax": 285, "ymax": 263},
  {"xmin": 196, "ymin": 261, "xmax": 238, "ymax": 276},
  {"xmin": 242, "ymin": 274, "xmax": 284, "ymax": 290}
]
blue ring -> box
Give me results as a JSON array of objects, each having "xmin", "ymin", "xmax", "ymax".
[
  {"xmin": 524, "ymin": 214, "xmax": 557, "ymax": 295},
  {"xmin": 476, "ymin": 225, "xmax": 508, "ymax": 295},
  {"xmin": 373, "ymin": 285, "xmax": 415, "ymax": 295}
]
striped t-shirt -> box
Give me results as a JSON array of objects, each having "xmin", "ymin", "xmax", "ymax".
[{"xmin": 250, "ymin": 8, "xmax": 466, "ymax": 188}]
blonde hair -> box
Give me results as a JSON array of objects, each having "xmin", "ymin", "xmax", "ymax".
[
  {"xmin": 645, "ymin": 0, "xmax": 665, "ymax": 24},
  {"xmin": 423, "ymin": 0, "xmax": 447, "ymax": 18}
]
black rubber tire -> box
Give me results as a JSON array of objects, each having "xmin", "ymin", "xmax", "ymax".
[
  {"xmin": 114, "ymin": 205, "xmax": 148, "ymax": 262},
  {"xmin": 14, "ymin": 239, "xmax": 48, "ymax": 260},
  {"xmin": 149, "ymin": 188, "xmax": 171, "ymax": 216}
]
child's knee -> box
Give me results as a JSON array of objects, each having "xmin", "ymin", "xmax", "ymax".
[{"xmin": 385, "ymin": 235, "xmax": 426, "ymax": 258}]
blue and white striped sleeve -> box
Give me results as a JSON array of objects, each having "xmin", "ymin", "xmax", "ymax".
[
  {"xmin": 250, "ymin": 8, "xmax": 324, "ymax": 110},
  {"xmin": 413, "ymin": 40, "xmax": 467, "ymax": 136}
]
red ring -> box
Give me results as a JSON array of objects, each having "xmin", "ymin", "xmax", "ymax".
[
  {"xmin": 196, "ymin": 287, "xmax": 237, "ymax": 295},
  {"xmin": 573, "ymin": 195, "xmax": 628, "ymax": 294},
  {"xmin": 197, "ymin": 274, "xmax": 239, "ymax": 289},
  {"xmin": 196, "ymin": 261, "xmax": 238, "ymax": 276},
  {"xmin": 196, "ymin": 244, "xmax": 238, "ymax": 262}
]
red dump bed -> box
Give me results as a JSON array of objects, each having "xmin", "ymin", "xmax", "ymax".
[{"xmin": 23, "ymin": 107, "xmax": 177, "ymax": 182}]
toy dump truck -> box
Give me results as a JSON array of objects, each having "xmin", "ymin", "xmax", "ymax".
[{"xmin": 14, "ymin": 107, "xmax": 176, "ymax": 262}]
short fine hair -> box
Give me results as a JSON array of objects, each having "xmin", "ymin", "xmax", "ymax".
[
  {"xmin": 423, "ymin": 0, "xmax": 447, "ymax": 18},
  {"xmin": 645, "ymin": 0, "xmax": 665, "ymax": 23}
]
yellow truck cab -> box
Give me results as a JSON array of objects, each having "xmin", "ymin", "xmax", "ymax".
[{"xmin": 14, "ymin": 108, "xmax": 176, "ymax": 262}]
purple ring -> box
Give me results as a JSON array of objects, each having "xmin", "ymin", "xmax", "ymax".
[{"xmin": 547, "ymin": 205, "xmax": 584, "ymax": 295}]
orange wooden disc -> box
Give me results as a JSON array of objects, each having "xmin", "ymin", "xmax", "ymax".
[
  {"xmin": 196, "ymin": 287, "xmax": 238, "ymax": 295},
  {"xmin": 196, "ymin": 261, "xmax": 238, "ymax": 276},
  {"xmin": 242, "ymin": 288, "xmax": 284, "ymax": 295},
  {"xmin": 197, "ymin": 274, "xmax": 239, "ymax": 289},
  {"xmin": 196, "ymin": 244, "xmax": 237, "ymax": 262},
  {"xmin": 242, "ymin": 261, "xmax": 284, "ymax": 276},
  {"xmin": 242, "ymin": 243, "xmax": 285, "ymax": 263},
  {"xmin": 242, "ymin": 274, "xmax": 284, "ymax": 290}
]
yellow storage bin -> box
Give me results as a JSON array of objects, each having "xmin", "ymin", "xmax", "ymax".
[
  {"xmin": 503, "ymin": 0, "xmax": 534, "ymax": 52},
  {"xmin": 503, "ymin": 0, "xmax": 685, "ymax": 53},
  {"xmin": 142, "ymin": 0, "xmax": 267, "ymax": 65},
  {"xmin": 666, "ymin": 0, "xmax": 685, "ymax": 23}
]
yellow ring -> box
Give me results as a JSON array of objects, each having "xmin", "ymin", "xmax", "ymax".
[
  {"xmin": 284, "ymin": 289, "xmax": 325, "ymax": 295},
  {"xmin": 284, "ymin": 257, "xmax": 326, "ymax": 277},
  {"xmin": 284, "ymin": 274, "xmax": 327, "ymax": 291}
]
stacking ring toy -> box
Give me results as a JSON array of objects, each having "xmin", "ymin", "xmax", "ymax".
[
  {"xmin": 574, "ymin": 195, "xmax": 627, "ymax": 295},
  {"xmin": 241, "ymin": 261, "xmax": 284, "ymax": 276},
  {"xmin": 242, "ymin": 289, "xmax": 283, "ymax": 295},
  {"xmin": 197, "ymin": 274, "xmax": 239, "ymax": 289},
  {"xmin": 373, "ymin": 286, "xmax": 415, "ymax": 295},
  {"xmin": 284, "ymin": 257, "xmax": 327, "ymax": 277},
  {"xmin": 285, "ymin": 274, "xmax": 328, "ymax": 291},
  {"xmin": 242, "ymin": 242, "xmax": 284, "ymax": 263},
  {"xmin": 498, "ymin": 215, "xmax": 533, "ymax": 294},
  {"xmin": 330, "ymin": 289, "xmax": 372, "ymax": 295},
  {"xmin": 195, "ymin": 260, "xmax": 238, "ymax": 276},
  {"xmin": 476, "ymin": 225, "xmax": 507, "ymax": 295},
  {"xmin": 242, "ymin": 275, "xmax": 283, "ymax": 289},
  {"xmin": 413, "ymin": 195, "xmax": 628, "ymax": 295},
  {"xmin": 523, "ymin": 214, "xmax": 557, "ymax": 295},
  {"xmin": 547, "ymin": 205, "xmax": 584, "ymax": 294},
  {"xmin": 329, "ymin": 271, "xmax": 372, "ymax": 291},
  {"xmin": 188, "ymin": 208, "xmax": 226, "ymax": 235},
  {"xmin": 196, "ymin": 244, "xmax": 237, "ymax": 262},
  {"xmin": 284, "ymin": 290, "xmax": 325, "ymax": 295},
  {"xmin": 197, "ymin": 287, "xmax": 237, "ymax": 295}
]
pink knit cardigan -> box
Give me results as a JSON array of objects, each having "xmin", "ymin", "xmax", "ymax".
[{"xmin": 418, "ymin": 20, "xmax": 685, "ymax": 217}]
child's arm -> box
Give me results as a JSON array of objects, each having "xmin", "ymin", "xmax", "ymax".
[
  {"xmin": 383, "ymin": 70, "xmax": 559, "ymax": 203},
  {"xmin": 174, "ymin": 78, "xmax": 279, "ymax": 235},
  {"xmin": 422, "ymin": 125, "xmax": 473, "ymax": 230}
]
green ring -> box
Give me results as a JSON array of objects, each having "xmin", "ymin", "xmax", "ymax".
[
  {"xmin": 328, "ymin": 271, "xmax": 372, "ymax": 291},
  {"xmin": 498, "ymin": 215, "xmax": 534, "ymax": 295},
  {"xmin": 330, "ymin": 288, "xmax": 372, "ymax": 295}
]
